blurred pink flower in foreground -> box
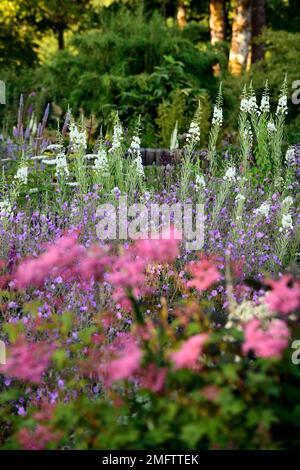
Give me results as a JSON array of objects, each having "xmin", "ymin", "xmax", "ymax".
[
  {"xmin": 187, "ymin": 259, "xmax": 221, "ymax": 291},
  {"xmin": 242, "ymin": 318, "xmax": 289, "ymax": 358},
  {"xmin": 265, "ymin": 275, "xmax": 300, "ymax": 315},
  {"xmin": 0, "ymin": 337, "xmax": 54, "ymax": 384},
  {"xmin": 171, "ymin": 333, "xmax": 209, "ymax": 370},
  {"xmin": 99, "ymin": 334, "xmax": 142, "ymax": 385},
  {"xmin": 17, "ymin": 425, "xmax": 61, "ymax": 450},
  {"xmin": 14, "ymin": 234, "xmax": 85, "ymax": 288},
  {"xmin": 135, "ymin": 226, "xmax": 180, "ymax": 263}
]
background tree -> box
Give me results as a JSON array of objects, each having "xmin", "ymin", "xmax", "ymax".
[
  {"xmin": 209, "ymin": 0, "xmax": 226, "ymax": 45},
  {"xmin": 251, "ymin": 0, "xmax": 266, "ymax": 62},
  {"xmin": 228, "ymin": 0, "xmax": 252, "ymax": 75}
]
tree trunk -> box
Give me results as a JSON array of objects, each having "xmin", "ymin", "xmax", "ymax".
[
  {"xmin": 210, "ymin": 0, "xmax": 226, "ymax": 45},
  {"xmin": 177, "ymin": 3, "xmax": 187, "ymax": 29},
  {"xmin": 251, "ymin": 0, "xmax": 266, "ymax": 62},
  {"xmin": 228, "ymin": 0, "xmax": 252, "ymax": 75},
  {"xmin": 58, "ymin": 27, "xmax": 65, "ymax": 50}
]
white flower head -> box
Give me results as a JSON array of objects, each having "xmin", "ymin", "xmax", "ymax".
[
  {"xmin": 235, "ymin": 193, "xmax": 246, "ymax": 203},
  {"xmin": 0, "ymin": 200, "xmax": 12, "ymax": 217},
  {"xmin": 55, "ymin": 153, "xmax": 69, "ymax": 179},
  {"xmin": 285, "ymin": 147, "xmax": 296, "ymax": 166},
  {"xmin": 109, "ymin": 119, "xmax": 123, "ymax": 154},
  {"xmin": 280, "ymin": 213, "xmax": 293, "ymax": 231},
  {"xmin": 255, "ymin": 201, "xmax": 270, "ymax": 218},
  {"xmin": 276, "ymin": 95, "xmax": 288, "ymax": 116},
  {"xmin": 94, "ymin": 148, "xmax": 110, "ymax": 176},
  {"xmin": 69, "ymin": 123, "xmax": 87, "ymax": 151},
  {"xmin": 186, "ymin": 120, "xmax": 200, "ymax": 144},
  {"xmin": 267, "ymin": 121, "xmax": 276, "ymax": 133},
  {"xmin": 260, "ymin": 93, "xmax": 270, "ymax": 113},
  {"xmin": 15, "ymin": 166, "xmax": 28, "ymax": 185},
  {"xmin": 223, "ymin": 166, "xmax": 236, "ymax": 182},
  {"xmin": 212, "ymin": 106, "xmax": 223, "ymax": 126},
  {"xmin": 195, "ymin": 174, "xmax": 206, "ymax": 192}
]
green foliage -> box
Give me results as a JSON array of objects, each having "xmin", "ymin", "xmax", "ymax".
[{"xmin": 11, "ymin": 7, "xmax": 217, "ymax": 146}]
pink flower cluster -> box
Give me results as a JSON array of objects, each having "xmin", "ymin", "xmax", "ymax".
[
  {"xmin": 108, "ymin": 228, "xmax": 180, "ymax": 310},
  {"xmin": 265, "ymin": 275, "xmax": 300, "ymax": 315},
  {"xmin": 171, "ymin": 333, "xmax": 209, "ymax": 370},
  {"xmin": 99, "ymin": 334, "xmax": 142, "ymax": 386},
  {"xmin": 14, "ymin": 234, "xmax": 85, "ymax": 288},
  {"xmin": 187, "ymin": 258, "xmax": 221, "ymax": 291},
  {"xmin": 0, "ymin": 337, "xmax": 55, "ymax": 384},
  {"xmin": 242, "ymin": 318, "xmax": 289, "ymax": 358},
  {"xmin": 17, "ymin": 425, "xmax": 61, "ymax": 450}
]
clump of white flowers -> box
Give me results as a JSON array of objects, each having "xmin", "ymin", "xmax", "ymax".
[
  {"xmin": 285, "ymin": 147, "xmax": 296, "ymax": 166},
  {"xmin": 186, "ymin": 121, "xmax": 200, "ymax": 144},
  {"xmin": 281, "ymin": 196, "xmax": 293, "ymax": 208},
  {"xmin": 276, "ymin": 95, "xmax": 288, "ymax": 116},
  {"xmin": 244, "ymin": 122, "xmax": 253, "ymax": 146},
  {"xmin": 109, "ymin": 117, "xmax": 123, "ymax": 154},
  {"xmin": 240, "ymin": 94, "xmax": 259, "ymax": 115},
  {"xmin": 225, "ymin": 300, "xmax": 272, "ymax": 329},
  {"xmin": 267, "ymin": 121, "xmax": 276, "ymax": 133},
  {"xmin": 55, "ymin": 153, "xmax": 69, "ymax": 179},
  {"xmin": 212, "ymin": 106, "xmax": 223, "ymax": 126},
  {"xmin": 14, "ymin": 166, "xmax": 28, "ymax": 185},
  {"xmin": 0, "ymin": 200, "xmax": 12, "ymax": 217},
  {"xmin": 94, "ymin": 148, "xmax": 110, "ymax": 176},
  {"xmin": 44, "ymin": 144, "xmax": 64, "ymax": 153},
  {"xmin": 223, "ymin": 166, "xmax": 236, "ymax": 182},
  {"xmin": 129, "ymin": 134, "xmax": 144, "ymax": 179},
  {"xmin": 69, "ymin": 123, "xmax": 87, "ymax": 151},
  {"xmin": 235, "ymin": 193, "xmax": 246, "ymax": 204},
  {"xmin": 280, "ymin": 213, "xmax": 293, "ymax": 232},
  {"xmin": 195, "ymin": 174, "xmax": 206, "ymax": 192},
  {"xmin": 260, "ymin": 93, "xmax": 270, "ymax": 113},
  {"xmin": 255, "ymin": 201, "xmax": 270, "ymax": 218}
]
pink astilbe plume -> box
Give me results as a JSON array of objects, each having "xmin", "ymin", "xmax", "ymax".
[
  {"xmin": 17, "ymin": 425, "xmax": 61, "ymax": 450},
  {"xmin": 0, "ymin": 337, "xmax": 55, "ymax": 384},
  {"xmin": 242, "ymin": 318, "xmax": 289, "ymax": 358},
  {"xmin": 99, "ymin": 333, "xmax": 142, "ymax": 386},
  {"xmin": 187, "ymin": 258, "xmax": 221, "ymax": 291},
  {"xmin": 14, "ymin": 233, "xmax": 86, "ymax": 288},
  {"xmin": 135, "ymin": 226, "xmax": 180, "ymax": 263},
  {"xmin": 264, "ymin": 275, "xmax": 300, "ymax": 315},
  {"xmin": 171, "ymin": 333, "xmax": 209, "ymax": 370}
]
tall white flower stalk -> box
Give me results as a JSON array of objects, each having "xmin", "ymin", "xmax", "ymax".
[
  {"xmin": 127, "ymin": 121, "xmax": 145, "ymax": 193},
  {"xmin": 109, "ymin": 113, "xmax": 124, "ymax": 190},
  {"xmin": 70, "ymin": 120, "xmax": 88, "ymax": 194},
  {"xmin": 180, "ymin": 101, "xmax": 201, "ymax": 200},
  {"xmin": 238, "ymin": 86, "xmax": 253, "ymax": 173},
  {"xmin": 212, "ymin": 165, "xmax": 236, "ymax": 225},
  {"xmin": 275, "ymin": 194, "xmax": 294, "ymax": 263},
  {"xmin": 284, "ymin": 147, "xmax": 296, "ymax": 189},
  {"xmin": 233, "ymin": 192, "xmax": 246, "ymax": 232},
  {"xmin": 271, "ymin": 76, "xmax": 288, "ymax": 186},
  {"xmin": 207, "ymin": 83, "xmax": 223, "ymax": 176},
  {"xmin": 93, "ymin": 138, "xmax": 110, "ymax": 190}
]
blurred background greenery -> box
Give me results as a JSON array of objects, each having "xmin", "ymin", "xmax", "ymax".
[{"xmin": 0, "ymin": 0, "xmax": 299, "ymax": 146}]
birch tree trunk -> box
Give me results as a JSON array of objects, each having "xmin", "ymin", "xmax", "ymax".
[
  {"xmin": 228, "ymin": 0, "xmax": 252, "ymax": 75},
  {"xmin": 177, "ymin": 3, "xmax": 187, "ymax": 29},
  {"xmin": 251, "ymin": 0, "xmax": 266, "ymax": 62},
  {"xmin": 210, "ymin": 0, "xmax": 226, "ymax": 45}
]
